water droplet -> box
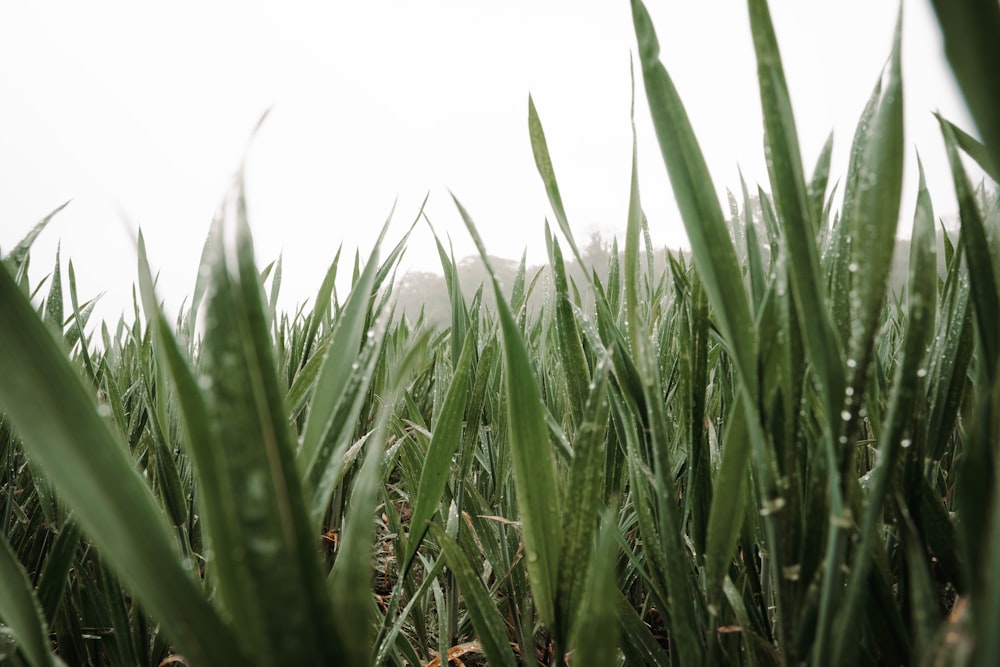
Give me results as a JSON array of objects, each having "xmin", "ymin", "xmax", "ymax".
[
  {"xmin": 900, "ymin": 439, "xmax": 912, "ymax": 449},
  {"xmin": 916, "ymin": 368, "xmax": 927, "ymax": 378},
  {"xmin": 846, "ymin": 358, "xmax": 857, "ymax": 369},
  {"xmin": 97, "ymin": 403, "xmax": 112, "ymax": 417},
  {"xmin": 759, "ymin": 497, "xmax": 786, "ymax": 516},
  {"xmin": 841, "ymin": 410, "xmax": 852, "ymax": 422},
  {"xmin": 832, "ymin": 510, "xmax": 854, "ymax": 529},
  {"xmin": 848, "ymin": 262, "xmax": 859, "ymax": 273},
  {"xmin": 198, "ymin": 375, "xmax": 213, "ymax": 390},
  {"xmin": 351, "ymin": 362, "xmax": 360, "ymax": 371},
  {"xmin": 527, "ymin": 551, "xmax": 539, "ymax": 563},
  {"xmin": 845, "ymin": 387, "xmax": 855, "ymax": 397}
]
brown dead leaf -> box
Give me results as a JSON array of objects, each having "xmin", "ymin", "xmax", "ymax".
[{"xmin": 423, "ymin": 640, "xmax": 483, "ymax": 667}]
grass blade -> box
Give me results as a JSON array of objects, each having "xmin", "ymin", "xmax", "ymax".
[
  {"xmin": 748, "ymin": 0, "xmax": 844, "ymax": 416},
  {"xmin": 556, "ymin": 357, "xmax": 610, "ymax": 643},
  {"xmin": 705, "ymin": 398, "xmax": 750, "ymax": 605},
  {"xmin": 0, "ymin": 260, "xmax": 243, "ymax": 666},
  {"xmin": 938, "ymin": 116, "xmax": 1000, "ymax": 374},
  {"xmin": 0, "ymin": 532, "xmax": 61, "ymax": 667},
  {"xmin": 936, "ymin": 116, "xmax": 998, "ymax": 183},
  {"xmin": 453, "ymin": 194, "xmax": 562, "ymax": 631},
  {"xmin": 929, "ymin": 0, "xmax": 1000, "ymax": 175},
  {"xmin": 403, "ymin": 326, "xmax": 476, "ymax": 571},
  {"xmin": 629, "ymin": 3, "xmax": 756, "ymax": 388},
  {"xmin": 570, "ymin": 510, "xmax": 620, "ymax": 667},
  {"xmin": 1, "ymin": 201, "xmax": 70, "ymax": 272},
  {"xmin": 621, "ymin": 51, "xmax": 706, "ymax": 665},
  {"xmin": 832, "ymin": 156, "xmax": 936, "ymax": 667},
  {"xmin": 299, "ymin": 214, "xmax": 391, "ymax": 525},
  {"xmin": 427, "ymin": 523, "xmax": 518, "ymax": 667},
  {"xmin": 198, "ymin": 178, "xmax": 341, "ymax": 663},
  {"xmin": 529, "ymin": 95, "xmax": 584, "ymax": 265}
]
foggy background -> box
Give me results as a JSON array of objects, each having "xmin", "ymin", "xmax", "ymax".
[{"xmin": 0, "ymin": 1, "xmax": 979, "ymax": 325}]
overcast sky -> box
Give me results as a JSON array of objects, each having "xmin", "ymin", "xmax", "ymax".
[{"xmin": 0, "ymin": 1, "xmax": 979, "ymax": 324}]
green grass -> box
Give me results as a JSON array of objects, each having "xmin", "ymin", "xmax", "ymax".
[{"xmin": 1, "ymin": 0, "xmax": 999, "ymax": 665}]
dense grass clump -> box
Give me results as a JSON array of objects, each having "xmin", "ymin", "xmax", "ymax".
[{"xmin": 2, "ymin": 0, "xmax": 999, "ymax": 665}]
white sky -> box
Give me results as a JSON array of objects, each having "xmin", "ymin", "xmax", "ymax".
[{"xmin": 0, "ymin": 1, "xmax": 978, "ymax": 325}]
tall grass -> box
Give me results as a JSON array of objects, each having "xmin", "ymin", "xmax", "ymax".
[{"xmin": 1, "ymin": 0, "xmax": 998, "ymax": 665}]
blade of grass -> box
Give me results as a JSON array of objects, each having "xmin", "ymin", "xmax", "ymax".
[
  {"xmin": 453, "ymin": 194, "xmax": 562, "ymax": 631},
  {"xmin": 427, "ymin": 523, "xmax": 518, "ymax": 667},
  {"xmin": 137, "ymin": 231, "xmax": 256, "ymax": 655},
  {"xmin": 402, "ymin": 326, "xmax": 476, "ymax": 572},
  {"xmin": 35, "ymin": 518, "xmax": 81, "ymax": 624},
  {"xmin": 705, "ymin": 398, "xmax": 751, "ymax": 606},
  {"xmin": 938, "ymin": 116, "xmax": 999, "ymax": 375},
  {"xmin": 1, "ymin": 201, "xmax": 70, "ymax": 272},
  {"xmin": 748, "ymin": 0, "xmax": 845, "ymax": 417},
  {"xmin": 200, "ymin": 177, "xmax": 345, "ymax": 663},
  {"xmin": 0, "ymin": 532, "xmax": 61, "ymax": 667},
  {"xmin": 299, "ymin": 212, "xmax": 393, "ymax": 526},
  {"xmin": 929, "ymin": 0, "xmax": 1000, "ymax": 175},
  {"xmin": 832, "ymin": 156, "xmax": 936, "ymax": 667},
  {"xmin": 570, "ymin": 510, "xmax": 620, "ymax": 667},
  {"xmin": 936, "ymin": 116, "xmax": 998, "ymax": 183},
  {"xmin": 545, "ymin": 224, "xmax": 592, "ymax": 426},
  {"xmin": 621, "ymin": 53, "xmax": 705, "ymax": 665},
  {"xmin": 0, "ymin": 259, "xmax": 244, "ymax": 666},
  {"xmin": 556, "ymin": 355, "xmax": 611, "ymax": 644},
  {"xmin": 529, "ymin": 95, "xmax": 584, "ymax": 266}
]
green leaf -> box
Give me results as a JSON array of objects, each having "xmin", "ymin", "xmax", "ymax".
[
  {"xmin": 936, "ymin": 116, "xmax": 999, "ymax": 183},
  {"xmin": 529, "ymin": 95, "xmax": 584, "ymax": 265},
  {"xmin": 705, "ymin": 398, "xmax": 751, "ymax": 604},
  {"xmin": 428, "ymin": 523, "xmax": 518, "ymax": 667},
  {"xmin": 35, "ymin": 518, "xmax": 81, "ymax": 624},
  {"xmin": 299, "ymin": 213, "xmax": 392, "ymax": 526},
  {"xmin": 0, "ymin": 256, "xmax": 243, "ymax": 666},
  {"xmin": 570, "ymin": 511, "xmax": 620, "ymax": 667},
  {"xmin": 137, "ymin": 232, "xmax": 255, "ymax": 659},
  {"xmin": 44, "ymin": 246, "xmax": 63, "ymax": 332},
  {"xmin": 0, "ymin": 532, "xmax": 61, "ymax": 667},
  {"xmin": 843, "ymin": 10, "xmax": 905, "ymax": 404},
  {"xmin": 939, "ymin": 115, "xmax": 1000, "ymax": 374},
  {"xmin": 198, "ymin": 180, "xmax": 341, "ymax": 663},
  {"xmin": 556, "ymin": 359, "xmax": 610, "ymax": 643},
  {"xmin": 809, "ymin": 131, "xmax": 835, "ymax": 227},
  {"xmin": 833, "ymin": 156, "xmax": 936, "ymax": 667},
  {"xmin": 298, "ymin": 251, "xmax": 342, "ymax": 369},
  {"xmin": 2, "ymin": 201, "xmax": 70, "ymax": 272},
  {"xmin": 142, "ymin": 383, "xmax": 188, "ymax": 529},
  {"xmin": 453, "ymin": 194, "xmax": 562, "ymax": 630},
  {"xmin": 748, "ymin": 0, "xmax": 844, "ymax": 418},
  {"xmin": 929, "ymin": 0, "xmax": 1000, "ymax": 178},
  {"xmin": 403, "ymin": 326, "xmax": 476, "ymax": 571},
  {"xmin": 545, "ymin": 225, "xmax": 592, "ymax": 425}
]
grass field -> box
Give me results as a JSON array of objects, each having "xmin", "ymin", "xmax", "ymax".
[{"xmin": 2, "ymin": 0, "xmax": 999, "ymax": 665}]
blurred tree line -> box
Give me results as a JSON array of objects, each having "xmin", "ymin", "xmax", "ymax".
[{"xmin": 393, "ymin": 211, "xmax": 959, "ymax": 329}]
